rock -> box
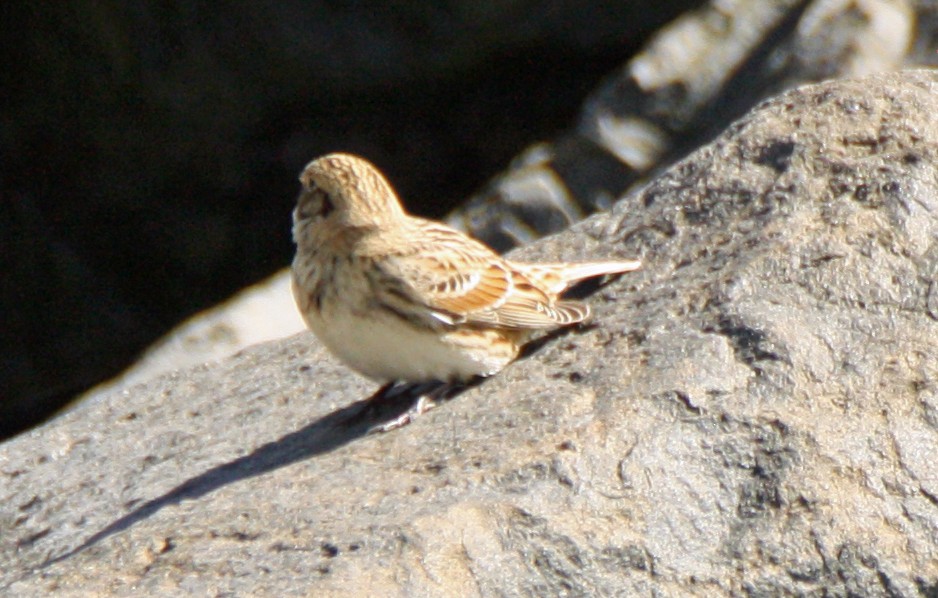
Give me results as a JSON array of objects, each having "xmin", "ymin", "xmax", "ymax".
[
  {"xmin": 452, "ymin": 0, "xmax": 926, "ymax": 251},
  {"xmin": 2, "ymin": 69, "xmax": 937, "ymax": 596}
]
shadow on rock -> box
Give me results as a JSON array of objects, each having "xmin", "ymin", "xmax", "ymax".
[{"xmin": 38, "ymin": 382, "xmax": 454, "ymax": 569}]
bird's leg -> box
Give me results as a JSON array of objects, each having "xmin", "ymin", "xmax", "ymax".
[
  {"xmin": 368, "ymin": 375, "xmax": 490, "ymax": 433},
  {"xmin": 368, "ymin": 382, "xmax": 453, "ymax": 434},
  {"xmin": 370, "ymin": 393, "xmax": 436, "ymax": 433},
  {"xmin": 345, "ymin": 374, "xmax": 485, "ymax": 433}
]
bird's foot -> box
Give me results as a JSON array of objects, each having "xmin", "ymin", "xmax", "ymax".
[
  {"xmin": 368, "ymin": 394, "xmax": 438, "ymax": 433},
  {"xmin": 349, "ymin": 378, "xmax": 481, "ymax": 433}
]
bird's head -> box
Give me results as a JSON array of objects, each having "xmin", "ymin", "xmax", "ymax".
[{"xmin": 293, "ymin": 153, "xmax": 406, "ymax": 248}]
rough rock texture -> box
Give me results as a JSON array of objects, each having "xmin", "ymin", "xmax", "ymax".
[{"xmin": 3, "ymin": 70, "xmax": 937, "ymax": 596}]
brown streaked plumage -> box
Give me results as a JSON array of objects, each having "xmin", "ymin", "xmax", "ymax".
[{"xmin": 291, "ymin": 152, "xmax": 641, "ymax": 386}]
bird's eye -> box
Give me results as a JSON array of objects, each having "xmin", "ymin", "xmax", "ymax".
[
  {"xmin": 296, "ymin": 186, "xmax": 335, "ymax": 221},
  {"xmin": 319, "ymin": 192, "xmax": 334, "ymax": 217}
]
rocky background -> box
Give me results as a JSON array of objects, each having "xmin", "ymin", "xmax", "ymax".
[
  {"xmin": 2, "ymin": 69, "xmax": 936, "ymax": 595},
  {"xmin": 5, "ymin": 1, "xmax": 938, "ymax": 440}
]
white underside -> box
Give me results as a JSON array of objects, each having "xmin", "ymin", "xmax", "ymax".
[{"xmin": 304, "ymin": 306, "xmax": 505, "ymax": 382}]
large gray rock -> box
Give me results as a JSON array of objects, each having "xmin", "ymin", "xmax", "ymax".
[{"xmin": 3, "ymin": 70, "xmax": 937, "ymax": 596}]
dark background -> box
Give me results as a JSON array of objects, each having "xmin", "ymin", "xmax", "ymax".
[{"xmin": 0, "ymin": 2, "xmax": 698, "ymax": 439}]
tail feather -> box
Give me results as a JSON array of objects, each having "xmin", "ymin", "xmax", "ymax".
[{"xmin": 523, "ymin": 259, "xmax": 641, "ymax": 293}]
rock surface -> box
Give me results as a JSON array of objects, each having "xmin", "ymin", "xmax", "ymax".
[{"xmin": 2, "ymin": 70, "xmax": 937, "ymax": 596}]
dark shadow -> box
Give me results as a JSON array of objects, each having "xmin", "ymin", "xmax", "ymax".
[
  {"xmin": 563, "ymin": 269, "xmax": 629, "ymax": 300},
  {"xmin": 517, "ymin": 322, "xmax": 592, "ymax": 360},
  {"xmin": 35, "ymin": 380, "xmax": 463, "ymax": 571}
]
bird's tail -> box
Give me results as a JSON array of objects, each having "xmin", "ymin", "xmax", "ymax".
[{"xmin": 522, "ymin": 259, "xmax": 641, "ymax": 294}]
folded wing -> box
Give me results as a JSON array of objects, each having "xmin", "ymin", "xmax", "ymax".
[{"xmin": 377, "ymin": 221, "xmax": 592, "ymax": 330}]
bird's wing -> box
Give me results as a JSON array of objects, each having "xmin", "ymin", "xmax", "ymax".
[{"xmin": 376, "ymin": 221, "xmax": 585, "ymax": 330}]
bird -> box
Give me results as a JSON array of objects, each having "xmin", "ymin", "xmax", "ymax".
[{"xmin": 291, "ymin": 153, "xmax": 640, "ymax": 423}]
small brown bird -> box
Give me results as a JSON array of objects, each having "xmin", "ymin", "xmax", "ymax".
[{"xmin": 291, "ymin": 153, "xmax": 640, "ymax": 391}]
